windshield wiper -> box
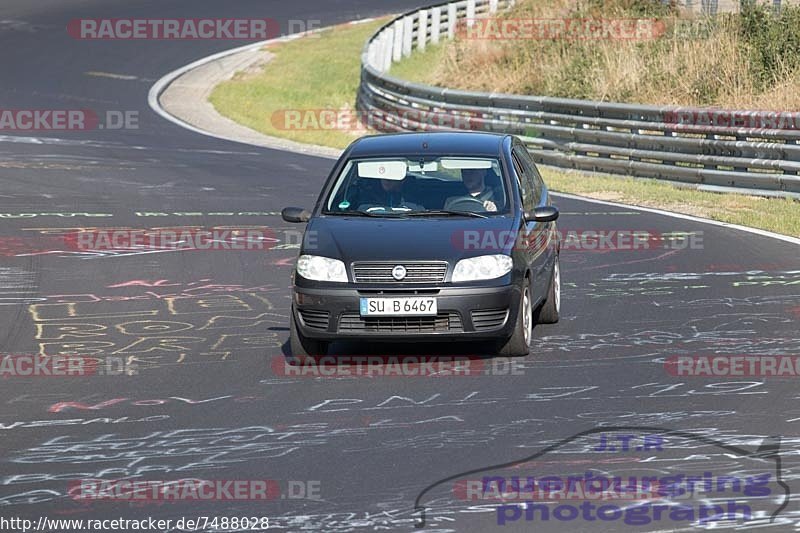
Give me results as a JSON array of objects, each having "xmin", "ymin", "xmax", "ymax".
[
  {"xmin": 405, "ymin": 210, "xmax": 488, "ymax": 219},
  {"xmin": 329, "ymin": 210, "xmax": 408, "ymax": 218}
]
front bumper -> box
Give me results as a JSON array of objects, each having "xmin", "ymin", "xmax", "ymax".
[{"xmin": 293, "ymin": 284, "xmax": 521, "ymax": 341}]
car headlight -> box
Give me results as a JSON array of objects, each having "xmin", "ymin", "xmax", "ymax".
[
  {"xmin": 452, "ymin": 254, "xmax": 513, "ymax": 282},
  {"xmin": 296, "ymin": 255, "xmax": 348, "ymax": 282}
]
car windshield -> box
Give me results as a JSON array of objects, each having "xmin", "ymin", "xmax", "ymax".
[{"xmin": 323, "ymin": 156, "xmax": 509, "ymax": 216}]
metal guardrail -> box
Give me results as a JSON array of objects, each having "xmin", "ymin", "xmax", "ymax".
[{"xmin": 356, "ymin": 0, "xmax": 800, "ymax": 198}]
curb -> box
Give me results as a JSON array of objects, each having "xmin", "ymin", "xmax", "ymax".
[{"xmin": 148, "ymin": 25, "xmax": 355, "ymax": 159}]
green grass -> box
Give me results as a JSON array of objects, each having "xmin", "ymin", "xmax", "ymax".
[
  {"xmin": 210, "ymin": 18, "xmax": 390, "ymax": 149},
  {"xmin": 542, "ymin": 169, "xmax": 800, "ymax": 237},
  {"xmin": 210, "ymin": 15, "xmax": 799, "ymax": 238}
]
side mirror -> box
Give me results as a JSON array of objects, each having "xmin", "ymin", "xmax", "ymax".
[
  {"xmin": 281, "ymin": 207, "xmax": 312, "ymax": 223},
  {"xmin": 524, "ymin": 206, "xmax": 559, "ymax": 223}
]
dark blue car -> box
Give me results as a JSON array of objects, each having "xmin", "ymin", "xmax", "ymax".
[{"xmin": 282, "ymin": 132, "xmax": 560, "ymax": 357}]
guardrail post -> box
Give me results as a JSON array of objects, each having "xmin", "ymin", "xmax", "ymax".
[
  {"xmin": 431, "ymin": 7, "xmax": 442, "ymax": 44},
  {"xmin": 375, "ymin": 32, "xmax": 385, "ymax": 72},
  {"xmin": 467, "ymin": 0, "xmax": 476, "ymax": 27},
  {"xmin": 382, "ymin": 30, "xmax": 394, "ymax": 72},
  {"xmin": 418, "ymin": 9, "xmax": 429, "ymax": 51},
  {"xmin": 392, "ymin": 19, "xmax": 404, "ymax": 62},
  {"xmin": 402, "ymin": 15, "xmax": 414, "ymax": 57},
  {"xmin": 367, "ymin": 41, "xmax": 377, "ymax": 69},
  {"xmin": 447, "ymin": 3, "xmax": 457, "ymax": 39}
]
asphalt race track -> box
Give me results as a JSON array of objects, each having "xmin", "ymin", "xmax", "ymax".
[{"xmin": 1, "ymin": 1, "xmax": 799, "ymax": 532}]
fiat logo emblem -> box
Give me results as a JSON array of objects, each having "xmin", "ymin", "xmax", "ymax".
[{"xmin": 391, "ymin": 265, "xmax": 407, "ymax": 281}]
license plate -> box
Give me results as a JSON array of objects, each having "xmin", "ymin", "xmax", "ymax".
[{"xmin": 359, "ymin": 297, "xmax": 438, "ymax": 317}]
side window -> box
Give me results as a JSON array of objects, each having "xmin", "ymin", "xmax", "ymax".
[
  {"xmin": 512, "ymin": 147, "xmax": 535, "ymax": 210},
  {"xmin": 517, "ymin": 148, "xmax": 543, "ymax": 205},
  {"xmin": 531, "ymin": 166, "xmax": 544, "ymax": 204}
]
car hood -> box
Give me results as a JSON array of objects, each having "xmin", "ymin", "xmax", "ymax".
[{"xmin": 303, "ymin": 215, "xmax": 518, "ymax": 263}]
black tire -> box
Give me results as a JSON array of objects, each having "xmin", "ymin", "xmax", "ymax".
[
  {"xmin": 536, "ymin": 254, "xmax": 561, "ymax": 324},
  {"xmin": 496, "ymin": 279, "xmax": 533, "ymax": 357},
  {"xmin": 289, "ymin": 308, "xmax": 328, "ymax": 356}
]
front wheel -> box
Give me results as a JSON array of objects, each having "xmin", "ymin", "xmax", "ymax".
[
  {"xmin": 289, "ymin": 309, "xmax": 328, "ymax": 356},
  {"xmin": 496, "ymin": 281, "xmax": 533, "ymax": 357},
  {"xmin": 536, "ymin": 254, "xmax": 560, "ymax": 324}
]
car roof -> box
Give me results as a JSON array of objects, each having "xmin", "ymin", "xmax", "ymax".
[{"xmin": 346, "ymin": 132, "xmax": 509, "ymax": 159}]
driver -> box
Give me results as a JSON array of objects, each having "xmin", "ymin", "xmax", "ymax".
[
  {"xmin": 447, "ymin": 168, "xmax": 500, "ymax": 212},
  {"xmin": 356, "ymin": 177, "xmax": 423, "ymax": 211},
  {"xmin": 379, "ymin": 178, "xmax": 407, "ymax": 208}
]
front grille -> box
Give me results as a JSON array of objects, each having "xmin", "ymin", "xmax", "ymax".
[
  {"xmin": 338, "ymin": 312, "xmax": 463, "ymax": 333},
  {"xmin": 352, "ymin": 262, "xmax": 448, "ymax": 283},
  {"xmin": 298, "ymin": 309, "xmax": 330, "ymax": 331},
  {"xmin": 471, "ymin": 309, "xmax": 509, "ymax": 331}
]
